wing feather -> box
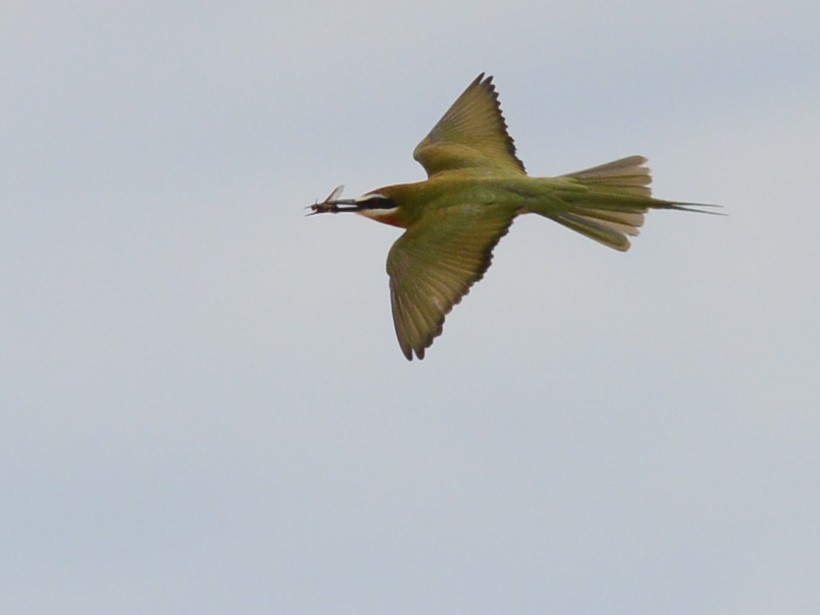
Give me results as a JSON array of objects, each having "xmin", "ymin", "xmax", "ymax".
[
  {"xmin": 386, "ymin": 203, "xmax": 516, "ymax": 359},
  {"xmin": 413, "ymin": 74, "xmax": 526, "ymax": 178}
]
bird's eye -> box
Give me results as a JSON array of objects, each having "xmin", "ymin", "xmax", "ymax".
[{"xmin": 358, "ymin": 194, "xmax": 395, "ymax": 209}]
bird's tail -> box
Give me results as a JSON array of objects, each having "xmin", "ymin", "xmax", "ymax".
[{"xmin": 539, "ymin": 155, "xmax": 706, "ymax": 252}]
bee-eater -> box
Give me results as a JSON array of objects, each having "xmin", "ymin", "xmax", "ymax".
[{"xmin": 309, "ymin": 73, "xmax": 713, "ymax": 360}]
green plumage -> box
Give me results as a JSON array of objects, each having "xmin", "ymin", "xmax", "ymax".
[{"xmin": 310, "ymin": 74, "xmax": 714, "ymax": 360}]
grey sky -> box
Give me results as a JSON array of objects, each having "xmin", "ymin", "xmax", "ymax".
[{"xmin": 3, "ymin": 1, "xmax": 819, "ymax": 613}]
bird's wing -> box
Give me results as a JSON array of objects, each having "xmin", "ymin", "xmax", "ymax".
[
  {"xmin": 413, "ymin": 74, "xmax": 526, "ymax": 178},
  {"xmin": 386, "ymin": 202, "xmax": 516, "ymax": 360}
]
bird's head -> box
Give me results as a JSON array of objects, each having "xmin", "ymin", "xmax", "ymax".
[
  {"xmin": 307, "ymin": 185, "xmax": 396, "ymax": 214},
  {"xmin": 307, "ymin": 186, "xmax": 402, "ymax": 225}
]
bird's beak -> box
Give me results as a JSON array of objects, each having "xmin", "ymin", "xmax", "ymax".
[
  {"xmin": 306, "ymin": 185, "xmax": 360, "ymax": 216},
  {"xmin": 305, "ymin": 199, "xmax": 360, "ymax": 215}
]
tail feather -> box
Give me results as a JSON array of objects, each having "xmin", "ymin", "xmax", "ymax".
[
  {"xmin": 538, "ymin": 155, "xmax": 705, "ymax": 251},
  {"xmin": 560, "ymin": 155, "xmax": 652, "ymax": 197},
  {"xmin": 568, "ymin": 208, "xmax": 644, "ymax": 232},
  {"xmin": 549, "ymin": 211, "xmax": 633, "ymax": 251}
]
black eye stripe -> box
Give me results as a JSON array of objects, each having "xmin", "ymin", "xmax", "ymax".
[{"xmin": 359, "ymin": 195, "xmax": 395, "ymax": 210}]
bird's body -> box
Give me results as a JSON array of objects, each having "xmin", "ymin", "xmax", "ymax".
[{"xmin": 309, "ymin": 73, "xmax": 712, "ymax": 360}]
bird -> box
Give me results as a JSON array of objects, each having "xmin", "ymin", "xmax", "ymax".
[{"xmin": 308, "ymin": 73, "xmax": 713, "ymax": 360}]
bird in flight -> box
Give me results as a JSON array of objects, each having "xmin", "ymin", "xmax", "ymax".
[{"xmin": 308, "ymin": 73, "xmax": 713, "ymax": 360}]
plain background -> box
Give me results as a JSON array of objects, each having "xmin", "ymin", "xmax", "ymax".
[{"xmin": 3, "ymin": 1, "xmax": 819, "ymax": 613}]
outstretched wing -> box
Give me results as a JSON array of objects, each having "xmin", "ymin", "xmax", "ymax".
[
  {"xmin": 413, "ymin": 74, "xmax": 526, "ymax": 178},
  {"xmin": 386, "ymin": 203, "xmax": 517, "ymax": 360}
]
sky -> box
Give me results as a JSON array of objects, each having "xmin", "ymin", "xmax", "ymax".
[{"xmin": 3, "ymin": 1, "xmax": 819, "ymax": 613}]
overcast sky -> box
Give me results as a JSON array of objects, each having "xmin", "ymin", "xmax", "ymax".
[{"xmin": 3, "ymin": 1, "xmax": 819, "ymax": 613}]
